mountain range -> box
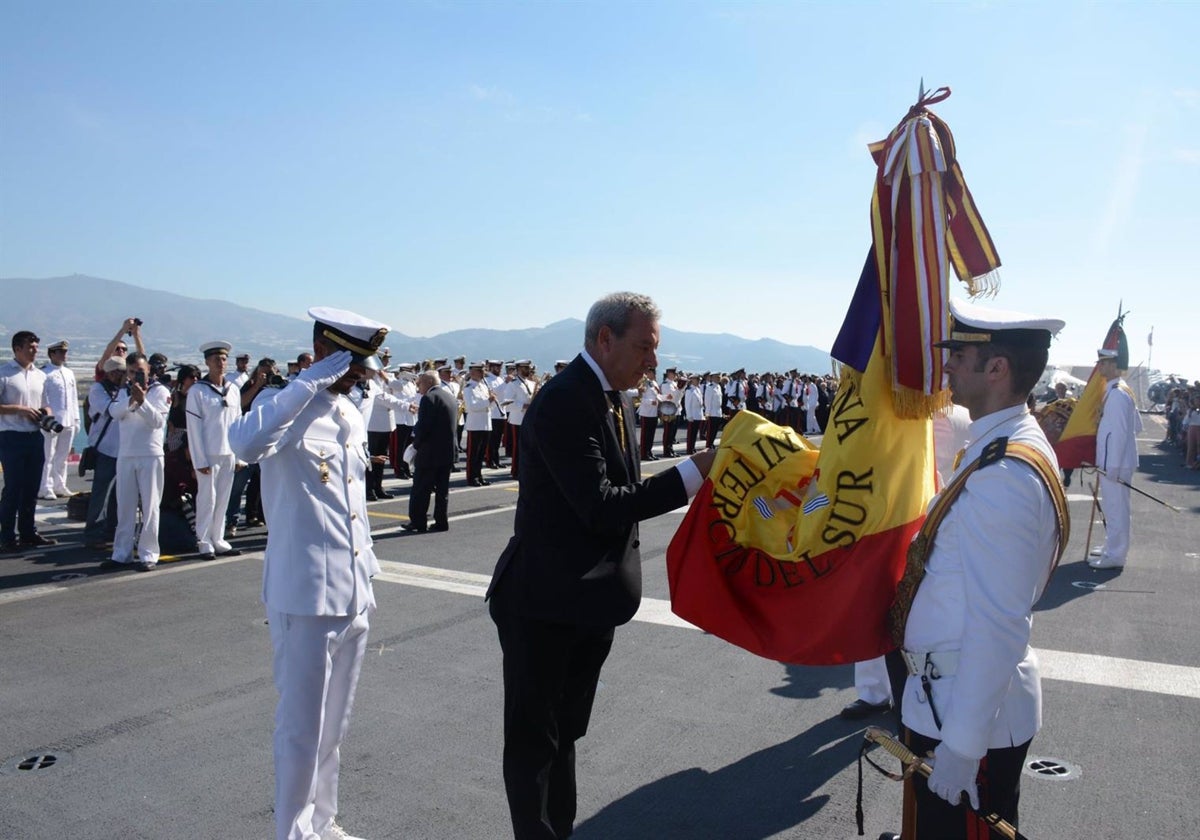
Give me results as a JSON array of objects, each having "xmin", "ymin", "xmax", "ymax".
[{"xmin": 0, "ymin": 275, "xmax": 830, "ymax": 374}]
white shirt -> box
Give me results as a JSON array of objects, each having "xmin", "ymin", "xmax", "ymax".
[
  {"xmin": 485, "ymin": 372, "xmax": 508, "ymax": 420},
  {"xmin": 230, "ymin": 381, "xmax": 378, "ymax": 617},
  {"xmin": 225, "ymin": 370, "xmax": 250, "ymax": 389},
  {"xmin": 41, "ymin": 363, "xmax": 79, "ymax": 429},
  {"xmin": 186, "ymin": 377, "xmax": 242, "ymax": 469},
  {"xmin": 391, "ymin": 377, "xmax": 419, "ymax": 428},
  {"xmin": 0, "ymin": 359, "xmax": 47, "ymax": 432},
  {"xmin": 902, "ymin": 404, "xmax": 1061, "ymax": 759},
  {"xmin": 703, "ymin": 382, "xmax": 724, "ymax": 418},
  {"xmin": 683, "ymin": 385, "xmax": 703, "ymax": 420},
  {"xmin": 110, "ymin": 382, "xmax": 170, "ymax": 457},
  {"xmin": 366, "ymin": 378, "xmax": 406, "ymax": 433}
]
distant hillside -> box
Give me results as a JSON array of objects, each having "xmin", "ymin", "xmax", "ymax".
[{"xmin": 0, "ymin": 275, "xmax": 829, "ymax": 374}]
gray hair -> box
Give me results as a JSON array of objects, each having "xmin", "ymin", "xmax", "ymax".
[
  {"xmin": 584, "ymin": 292, "xmax": 661, "ymax": 349},
  {"xmin": 417, "ymin": 371, "xmax": 439, "ymax": 389}
]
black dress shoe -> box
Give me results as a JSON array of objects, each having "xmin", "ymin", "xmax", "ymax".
[
  {"xmin": 199, "ymin": 552, "xmax": 216, "ymax": 561},
  {"xmin": 216, "ymin": 548, "xmax": 242, "ymax": 557},
  {"xmin": 21, "ymin": 533, "xmax": 58, "ymax": 547},
  {"xmin": 878, "ymin": 833, "xmax": 901, "ymax": 840},
  {"xmin": 0, "ymin": 541, "xmax": 22, "ymax": 554},
  {"xmin": 365, "ymin": 491, "xmax": 378, "ymax": 502},
  {"xmin": 429, "ymin": 523, "xmax": 449, "ymax": 532},
  {"xmin": 374, "ymin": 489, "xmax": 394, "ymax": 499},
  {"xmin": 402, "ymin": 523, "xmax": 427, "ymax": 533},
  {"xmin": 840, "ymin": 698, "xmax": 892, "ymax": 720}
]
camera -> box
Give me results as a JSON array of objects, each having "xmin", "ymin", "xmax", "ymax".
[
  {"xmin": 127, "ymin": 317, "xmax": 144, "ymax": 336},
  {"xmin": 38, "ymin": 409, "xmax": 64, "ymax": 434},
  {"xmin": 133, "ymin": 370, "xmax": 147, "ymax": 388}
]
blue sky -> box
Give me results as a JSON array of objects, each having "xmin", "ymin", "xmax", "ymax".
[{"xmin": 2, "ymin": 1, "xmax": 1197, "ymax": 377}]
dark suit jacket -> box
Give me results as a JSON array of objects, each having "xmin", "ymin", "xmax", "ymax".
[
  {"xmin": 412, "ymin": 384, "xmax": 457, "ymax": 469},
  {"xmin": 486, "ymin": 354, "xmax": 689, "ymax": 627}
]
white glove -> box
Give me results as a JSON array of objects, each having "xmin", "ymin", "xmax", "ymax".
[
  {"xmin": 296, "ymin": 350, "xmax": 353, "ymax": 392},
  {"xmin": 926, "ymin": 742, "xmax": 980, "ymax": 810}
]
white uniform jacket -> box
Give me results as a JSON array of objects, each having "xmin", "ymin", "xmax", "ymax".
[
  {"xmin": 683, "ymin": 385, "xmax": 703, "ymax": 421},
  {"xmin": 41, "ymin": 363, "xmax": 79, "ymax": 429},
  {"xmin": 186, "ymin": 378, "xmax": 241, "ymax": 470},
  {"xmin": 485, "ymin": 372, "xmax": 508, "ymax": 420},
  {"xmin": 1097, "ymin": 378, "xmax": 1142, "ymax": 482},
  {"xmin": 391, "ymin": 377, "xmax": 419, "ymax": 427},
  {"xmin": 229, "ymin": 381, "xmax": 378, "ymax": 617},
  {"xmin": 637, "ymin": 382, "xmax": 659, "ymax": 418},
  {"xmin": 109, "ymin": 383, "xmax": 170, "ymax": 456},
  {"xmin": 462, "ymin": 378, "xmax": 492, "ymax": 432},
  {"xmin": 367, "ymin": 379, "xmax": 406, "ymax": 433},
  {"xmin": 505, "ymin": 377, "xmax": 535, "ymax": 426},
  {"xmin": 902, "ymin": 404, "xmax": 1061, "ymax": 760},
  {"xmin": 703, "ymin": 383, "xmax": 723, "ymax": 418}
]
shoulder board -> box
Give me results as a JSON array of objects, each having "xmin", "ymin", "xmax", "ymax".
[{"xmin": 979, "ymin": 436, "xmax": 1009, "ymax": 467}]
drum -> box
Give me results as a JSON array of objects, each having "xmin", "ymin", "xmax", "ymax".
[{"xmin": 659, "ymin": 400, "xmax": 679, "ymax": 420}]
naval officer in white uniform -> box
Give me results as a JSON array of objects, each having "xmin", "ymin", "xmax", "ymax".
[
  {"xmin": 187, "ymin": 341, "xmax": 244, "ymax": 560},
  {"xmin": 1089, "ymin": 347, "xmax": 1143, "ymax": 569},
  {"xmin": 883, "ymin": 299, "xmax": 1068, "ymax": 840},
  {"xmin": 230, "ymin": 307, "xmax": 389, "ymax": 840}
]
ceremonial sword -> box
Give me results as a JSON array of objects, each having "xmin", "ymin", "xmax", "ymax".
[
  {"xmin": 859, "ymin": 726, "xmax": 1030, "ymax": 840},
  {"xmin": 1080, "ymin": 463, "xmax": 1183, "ymax": 512}
]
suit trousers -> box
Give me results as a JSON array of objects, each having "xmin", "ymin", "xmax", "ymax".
[
  {"xmin": 195, "ymin": 453, "xmax": 236, "ymax": 554},
  {"xmin": 112, "ymin": 454, "xmax": 163, "ymax": 565},
  {"xmin": 638, "ymin": 415, "xmax": 658, "ymax": 459},
  {"xmin": 366, "ymin": 430, "xmax": 391, "ymax": 492},
  {"xmin": 41, "ymin": 425, "xmax": 76, "ymax": 496},
  {"xmin": 269, "ymin": 607, "xmax": 371, "ymax": 840},
  {"xmin": 409, "ymin": 463, "xmax": 450, "ymax": 528},
  {"xmin": 1100, "ymin": 474, "xmax": 1132, "ymax": 562},
  {"xmin": 466, "ymin": 430, "xmax": 487, "ymax": 482},
  {"xmin": 0, "ymin": 430, "xmax": 45, "ymax": 542},
  {"xmin": 393, "ymin": 425, "xmax": 414, "ymax": 478},
  {"xmin": 902, "ymin": 727, "xmax": 1031, "ymax": 840},
  {"xmin": 490, "ymin": 601, "xmax": 615, "ymax": 840}
]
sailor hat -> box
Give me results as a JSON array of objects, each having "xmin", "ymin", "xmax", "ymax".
[
  {"xmin": 487, "ymin": 359, "xmax": 503, "ymax": 367},
  {"xmin": 308, "ymin": 306, "xmax": 391, "ymax": 371},
  {"xmin": 555, "ymin": 360, "xmax": 570, "ymax": 368},
  {"xmin": 200, "ymin": 340, "xmax": 232, "ymax": 358},
  {"xmin": 397, "ymin": 362, "xmax": 417, "ymax": 371},
  {"xmin": 235, "ymin": 352, "xmax": 250, "ymax": 361},
  {"xmin": 102, "ymin": 356, "xmax": 127, "ymax": 373},
  {"xmin": 437, "ymin": 364, "xmax": 452, "ymax": 373},
  {"xmin": 47, "ymin": 340, "xmax": 69, "ymax": 352},
  {"xmin": 934, "ymin": 298, "xmax": 1064, "ymax": 350},
  {"xmin": 454, "ymin": 355, "xmax": 466, "ymax": 362},
  {"xmin": 469, "ymin": 360, "xmax": 485, "ymax": 370},
  {"xmin": 515, "ymin": 359, "xmax": 532, "ymax": 367}
]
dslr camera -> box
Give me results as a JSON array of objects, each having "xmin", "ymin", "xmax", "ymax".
[
  {"xmin": 38, "ymin": 409, "xmax": 64, "ymax": 434},
  {"xmin": 127, "ymin": 317, "xmax": 144, "ymax": 336}
]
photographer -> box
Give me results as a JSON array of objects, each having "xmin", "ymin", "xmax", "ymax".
[
  {"xmin": 82, "ymin": 357, "xmax": 126, "ymax": 551},
  {"xmin": 92, "ymin": 318, "xmax": 145, "ymax": 382},
  {"xmin": 0, "ymin": 330, "xmax": 57, "ymax": 552},
  {"xmin": 108, "ymin": 352, "xmax": 170, "ymax": 571}
]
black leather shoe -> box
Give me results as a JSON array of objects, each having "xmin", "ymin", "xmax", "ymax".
[
  {"xmin": 878, "ymin": 833, "xmax": 901, "ymax": 840},
  {"xmin": 198, "ymin": 552, "xmax": 216, "ymax": 561},
  {"xmin": 429, "ymin": 523, "xmax": 449, "ymax": 532},
  {"xmin": 21, "ymin": 533, "xmax": 58, "ymax": 547},
  {"xmin": 0, "ymin": 541, "xmax": 22, "ymax": 554},
  {"xmin": 840, "ymin": 698, "xmax": 891, "ymax": 720},
  {"xmin": 216, "ymin": 548, "xmax": 242, "ymax": 557},
  {"xmin": 375, "ymin": 489, "xmax": 394, "ymax": 499},
  {"xmin": 402, "ymin": 523, "xmax": 427, "ymax": 533},
  {"xmin": 365, "ymin": 491, "xmax": 378, "ymax": 502}
]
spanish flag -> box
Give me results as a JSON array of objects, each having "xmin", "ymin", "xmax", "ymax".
[
  {"xmin": 1054, "ymin": 313, "xmax": 1128, "ymax": 469},
  {"xmin": 665, "ymin": 258, "xmax": 937, "ymax": 665},
  {"xmin": 665, "ymin": 89, "xmax": 997, "ymax": 666}
]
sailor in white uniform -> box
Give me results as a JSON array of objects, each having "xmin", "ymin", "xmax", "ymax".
[
  {"xmin": 884, "ymin": 298, "xmax": 1068, "ymax": 840},
  {"xmin": 1089, "ymin": 347, "xmax": 1143, "ymax": 568},
  {"xmin": 230, "ymin": 306, "xmax": 389, "ymax": 840},
  {"xmin": 187, "ymin": 341, "xmax": 244, "ymax": 560},
  {"xmin": 39, "ymin": 340, "xmax": 80, "ymax": 498},
  {"xmin": 502, "ymin": 360, "xmax": 536, "ymax": 479}
]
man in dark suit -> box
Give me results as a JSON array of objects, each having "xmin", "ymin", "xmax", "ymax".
[
  {"xmin": 405, "ymin": 370, "xmax": 456, "ymax": 533},
  {"xmin": 486, "ymin": 292, "xmax": 716, "ymax": 840}
]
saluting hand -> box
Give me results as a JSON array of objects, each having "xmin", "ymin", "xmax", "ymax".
[{"xmin": 298, "ymin": 350, "xmax": 353, "ymax": 392}]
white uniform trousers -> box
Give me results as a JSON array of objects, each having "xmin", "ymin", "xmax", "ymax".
[
  {"xmin": 854, "ymin": 655, "xmax": 892, "ymax": 705},
  {"xmin": 269, "ymin": 607, "xmax": 371, "ymax": 840},
  {"xmin": 195, "ymin": 453, "xmax": 236, "ymax": 554},
  {"xmin": 40, "ymin": 426, "xmax": 77, "ymax": 496},
  {"xmin": 805, "ymin": 405, "xmax": 819, "ymax": 435},
  {"xmin": 112, "ymin": 455, "xmax": 163, "ymax": 565},
  {"xmin": 1100, "ymin": 474, "xmax": 1132, "ymax": 563}
]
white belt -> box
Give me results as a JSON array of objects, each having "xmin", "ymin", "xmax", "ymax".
[{"xmin": 901, "ymin": 649, "xmax": 959, "ymax": 679}]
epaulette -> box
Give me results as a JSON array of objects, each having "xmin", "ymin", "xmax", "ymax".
[{"xmin": 979, "ymin": 436, "xmax": 1008, "ymax": 467}]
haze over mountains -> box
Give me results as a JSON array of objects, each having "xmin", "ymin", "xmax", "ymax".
[{"xmin": 0, "ymin": 276, "xmax": 830, "ymax": 373}]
